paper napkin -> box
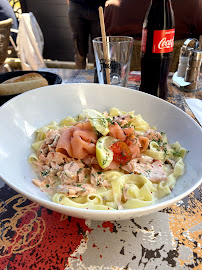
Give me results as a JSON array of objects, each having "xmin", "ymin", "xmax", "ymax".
[{"xmin": 185, "ymin": 98, "xmax": 202, "ymax": 126}]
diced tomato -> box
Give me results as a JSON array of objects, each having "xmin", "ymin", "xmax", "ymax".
[{"xmin": 111, "ymin": 141, "xmax": 132, "ymax": 165}]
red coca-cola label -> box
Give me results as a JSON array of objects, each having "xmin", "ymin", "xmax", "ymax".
[
  {"xmin": 141, "ymin": 28, "xmax": 175, "ymax": 53},
  {"xmin": 152, "ymin": 29, "xmax": 175, "ymax": 53}
]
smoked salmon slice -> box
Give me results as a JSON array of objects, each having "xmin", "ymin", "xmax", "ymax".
[
  {"xmin": 56, "ymin": 121, "xmax": 98, "ymax": 159},
  {"xmin": 123, "ymin": 127, "xmax": 149, "ymax": 158},
  {"xmin": 109, "ymin": 123, "xmax": 126, "ymax": 141}
]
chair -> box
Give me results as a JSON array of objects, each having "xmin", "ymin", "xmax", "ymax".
[
  {"xmin": 130, "ymin": 39, "xmax": 141, "ymax": 71},
  {"xmin": 0, "ymin": 18, "xmax": 13, "ymax": 72},
  {"xmin": 199, "ymin": 35, "xmax": 202, "ymax": 51},
  {"xmin": 130, "ymin": 39, "xmax": 186, "ymax": 72}
]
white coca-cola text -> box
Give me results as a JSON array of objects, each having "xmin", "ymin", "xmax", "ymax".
[{"xmin": 158, "ymin": 37, "xmax": 174, "ymax": 50}]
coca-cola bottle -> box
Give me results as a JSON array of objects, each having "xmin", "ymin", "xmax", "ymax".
[{"xmin": 140, "ymin": 0, "xmax": 175, "ymax": 99}]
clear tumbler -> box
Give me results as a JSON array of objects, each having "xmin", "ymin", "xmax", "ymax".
[{"xmin": 93, "ymin": 36, "xmax": 134, "ymax": 87}]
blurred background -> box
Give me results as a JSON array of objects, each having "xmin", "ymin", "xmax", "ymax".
[
  {"xmin": 7, "ymin": 0, "xmax": 94, "ymax": 70},
  {"xmin": 4, "ymin": 0, "xmax": 202, "ymax": 72}
]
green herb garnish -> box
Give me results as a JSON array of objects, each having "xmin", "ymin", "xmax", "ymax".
[{"xmin": 41, "ymin": 171, "xmax": 50, "ymax": 176}]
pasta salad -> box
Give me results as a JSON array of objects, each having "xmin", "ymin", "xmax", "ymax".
[{"xmin": 29, "ymin": 108, "xmax": 187, "ymax": 210}]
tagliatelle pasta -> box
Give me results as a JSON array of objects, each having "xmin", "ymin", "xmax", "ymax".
[{"xmin": 29, "ymin": 108, "xmax": 187, "ymax": 210}]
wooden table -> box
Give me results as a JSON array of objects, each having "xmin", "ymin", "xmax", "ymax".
[{"xmin": 0, "ymin": 69, "xmax": 201, "ymax": 270}]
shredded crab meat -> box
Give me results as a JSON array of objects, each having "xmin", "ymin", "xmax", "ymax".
[
  {"xmin": 57, "ymin": 184, "xmax": 96, "ymax": 197},
  {"xmin": 122, "ymin": 158, "xmax": 167, "ymax": 182}
]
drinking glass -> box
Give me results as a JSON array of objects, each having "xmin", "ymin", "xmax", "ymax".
[{"xmin": 93, "ymin": 36, "xmax": 134, "ymax": 87}]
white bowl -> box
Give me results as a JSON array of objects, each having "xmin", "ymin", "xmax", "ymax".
[{"xmin": 0, "ymin": 83, "xmax": 201, "ymax": 220}]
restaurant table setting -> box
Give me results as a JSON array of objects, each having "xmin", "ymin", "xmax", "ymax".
[{"xmin": 0, "ymin": 66, "xmax": 201, "ymax": 270}]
